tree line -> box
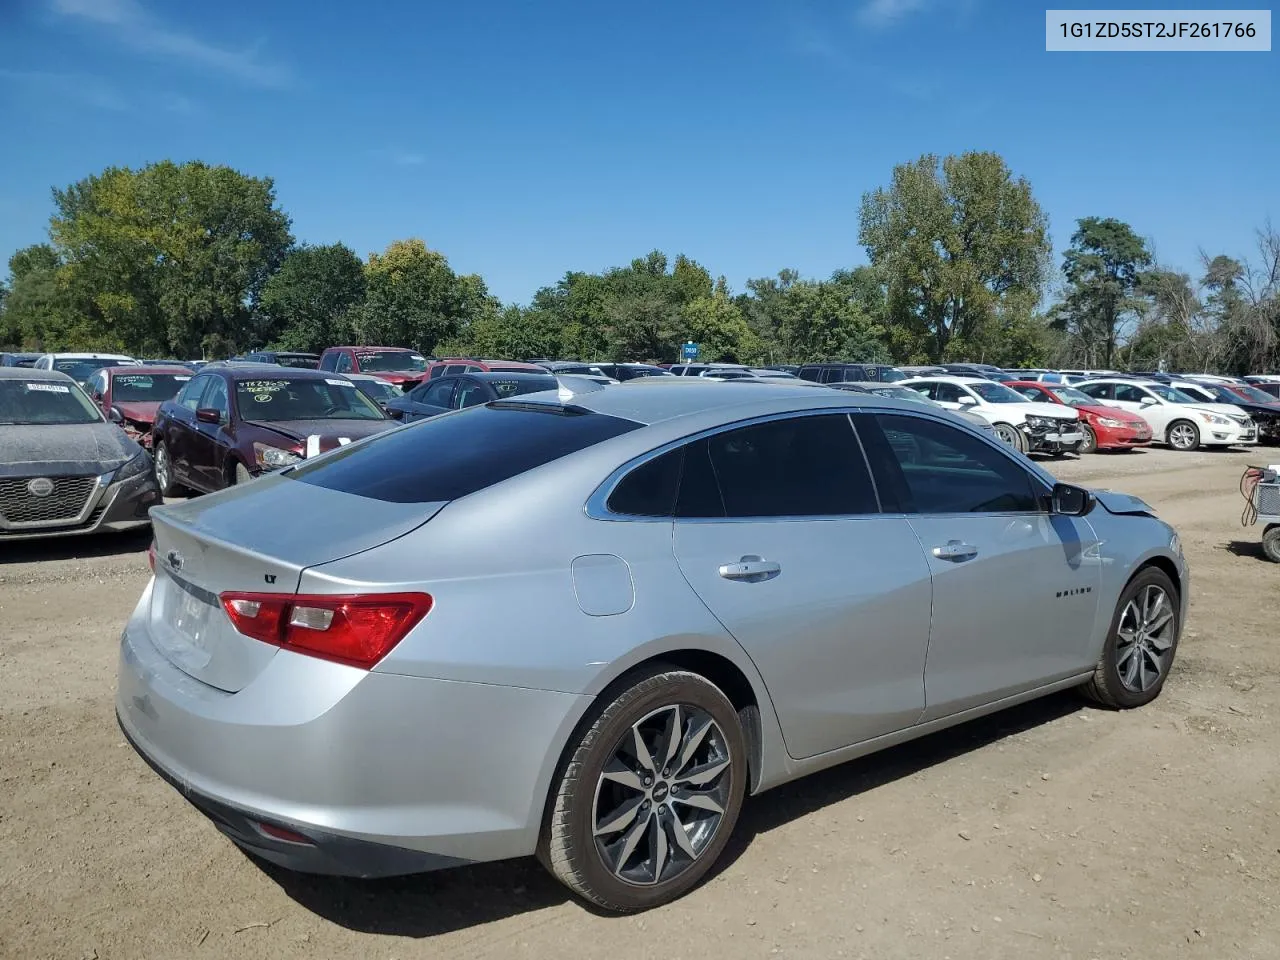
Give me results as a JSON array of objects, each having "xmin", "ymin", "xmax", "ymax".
[{"xmin": 2, "ymin": 156, "xmax": 1276, "ymax": 373}]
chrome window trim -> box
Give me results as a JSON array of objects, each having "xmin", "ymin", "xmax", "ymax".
[{"xmin": 585, "ymin": 406, "xmax": 1052, "ymax": 523}]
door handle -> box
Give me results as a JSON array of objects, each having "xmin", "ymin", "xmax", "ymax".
[
  {"xmin": 718, "ymin": 555, "xmax": 782, "ymax": 582},
  {"xmin": 931, "ymin": 540, "xmax": 978, "ymax": 562}
]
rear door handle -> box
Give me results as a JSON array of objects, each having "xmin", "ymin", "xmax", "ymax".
[
  {"xmin": 931, "ymin": 540, "xmax": 978, "ymax": 562},
  {"xmin": 718, "ymin": 556, "xmax": 782, "ymax": 582}
]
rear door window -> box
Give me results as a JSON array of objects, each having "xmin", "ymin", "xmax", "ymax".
[{"xmin": 289, "ymin": 405, "xmax": 642, "ymax": 503}]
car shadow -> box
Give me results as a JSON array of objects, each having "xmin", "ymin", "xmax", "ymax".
[
  {"xmin": 260, "ymin": 691, "xmax": 1085, "ymax": 936},
  {"xmin": 0, "ymin": 529, "xmax": 151, "ymax": 565},
  {"xmin": 1223, "ymin": 539, "xmax": 1270, "ymax": 562}
]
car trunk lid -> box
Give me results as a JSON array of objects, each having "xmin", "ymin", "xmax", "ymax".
[{"xmin": 147, "ymin": 473, "xmax": 444, "ymax": 692}]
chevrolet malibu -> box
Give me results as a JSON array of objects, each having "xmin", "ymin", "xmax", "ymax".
[{"xmin": 118, "ymin": 379, "xmax": 1188, "ymax": 912}]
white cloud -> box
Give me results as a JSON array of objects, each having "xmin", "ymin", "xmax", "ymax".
[
  {"xmin": 48, "ymin": 0, "xmax": 290, "ymax": 88},
  {"xmin": 855, "ymin": 0, "xmax": 933, "ymax": 28}
]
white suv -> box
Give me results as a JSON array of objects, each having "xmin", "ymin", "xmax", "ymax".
[
  {"xmin": 1075, "ymin": 378, "xmax": 1255, "ymax": 450},
  {"xmin": 899, "ymin": 375, "xmax": 1082, "ymax": 454}
]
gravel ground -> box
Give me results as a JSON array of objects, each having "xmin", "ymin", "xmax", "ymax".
[{"xmin": 1, "ymin": 446, "xmax": 1278, "ymax": 959}]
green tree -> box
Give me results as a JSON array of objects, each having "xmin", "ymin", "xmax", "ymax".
[
  {"xmin": 1056, "ymin": 217, "xmax": 1152, "ymax": 368},
  {"xmin": 48, "ymin": 160, "xmax": 293, "ymax": 356},
  {"xmin": 858, "ymin": 152, "xmax": 1051, "ymax": 362},
  {"xmin": 1, "ymin": 244, "xmax": 91, "ymax": 350},
  {"xmin": 258, "ymin": 243, "xmax": 366, "ymax": 353},
  {"xmin": 682, "ymin": 280, "xmax": 760, "ymax": 363},
  {"xmin": 351, "ymin": 238, "xmax": 497, "ymax": 355}
]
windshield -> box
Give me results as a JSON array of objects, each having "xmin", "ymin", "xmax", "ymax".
[
  {"xmin": 236, "ymin": 378, "xmax": 387, "ymax": 421},
  {"xmin": 1229, "ymin": 384, "xmax": 1279, "ymax": 404},
  {"xmin": 1149, "ymin": 384, "xmax": 1201, "ymax": 404},
  {"xmin": 0, "ymin": 379, "xmax": 102, "ymax": 425},
  {"xmin": 879, "ymin": 369, "xmax": 907, "ymax": 382},
  {"xmin": 1046, "ymin": 386, "xmax": 1096, "ymax": 407},
  {"xmin": 355, "ymin": 350, "xmax": 428, "ymax": 372},
  {"xmin": 275, "ymin": 355, "xmax": 320, "ymax": 369},
  {"xmin": 111, "ymin": 372, "xmax": 192, "ymax": 403},
  {"xmin": 967, "ymin": 381, "xmax": 1026, "ymax": 403},
  {"xmin": 53, "ymin": 358, "xmax": 132, "ymax": 383},
  {"xmin": 870, "ymin": 385, "xmax": 939, "ymax": 405}
]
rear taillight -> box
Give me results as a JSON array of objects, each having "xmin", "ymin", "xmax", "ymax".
[
  {"xmin": 218, "ymin": 592, "xmax": 432, "ymax": 669},
  {"xmin": 147, "ymin": 540, "xmax": 156, "ymax": 572}
]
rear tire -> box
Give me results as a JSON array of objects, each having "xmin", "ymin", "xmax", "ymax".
[
  {"xmin": 539, "ymin": 667, "xmax": 747, "ymax": 912},
  {"xmin": 152, "ymin": 441, "xmax": 184, "ymax": 497},
  {"xmin": 1167, "ymin": 419, "xmax": 1200, "ymax": 451},
  {"xmin": 1079, "ymin": 567, "xmax": 1180, "ymax": 709},
  {"xmin": 1262, "ymin": 526, "xmax": 1280, "ymax": 563},
  {"xmin": 994, "ymin": 422, "xmax": 1026, "ymax": 453}
]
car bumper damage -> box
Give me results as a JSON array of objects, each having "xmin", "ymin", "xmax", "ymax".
[{"xmin": 0, "ymin": 461, "xmax": 160, "ymax": 540}]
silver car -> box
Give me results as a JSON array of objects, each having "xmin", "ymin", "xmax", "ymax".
[{"xmin": 117, "ymin": 379, "xmax": 1188, "ymax": 911}]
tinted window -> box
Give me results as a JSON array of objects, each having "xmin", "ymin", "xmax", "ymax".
[
  {"xmin": 797, "ymin": 367, "xmax": 822, "ymax": 382},
  {"xmin": 319, "ymin": 352, "xmax": 337, "ymax": 371},
  {"xmin": 1114, "ymin": 384, "xmax": 1149, "ymax": 403},
  {"xmin": 932, "ymin": 383, "xmax": 966, "ymax": 403},
  {"xmin": 1077, "ymin": 383, "xmax": 1112, "ymax": 400},
  {"xmin": 679, "ymin": 415, "xmax": 878, "ymax": 518},
  {"xmin": 444, "ymin": 364, "xmax": 468, "ymax": 375},
  {"xmin": 178, "ymin": 375, "xmax": 212, "ymax": 410},
  {"xmin": 607, "ymin": 447, "xmax": 683, "ymax": 517},
  {"xmin": 454, "ymin": 379, "xmax": 489, "ymax": 408},
  {"xmin": 335, "ymin": 353, "xmax": 353, "ymax": 373},
  {"xmin": 290, "ymin": 405, "xmax": 642, "ymax": 503},
  {"xmin": 419, "ymin": 379, "xmax": 456, "ymax": 407},
  {"xmin": 871, "ymin": 414, "xmax": 1039, "ymax": 514}
]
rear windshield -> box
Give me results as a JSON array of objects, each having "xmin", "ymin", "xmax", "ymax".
[
  {"xmin": 111, "ymin": 373, "xmax": 192, "ymax": 402},
  {"xmin": 274, "ymin": 355, "xmax": 320, "ymax": 369},
  {"xmin": 288, "ymin": 404, "xmax": 641, "ymax": 503},
  {"xmin": 236, "ymin": 378, "xmax": 387, "ymax": 421},
  {"xmin": 53, "ymin": 358, "xmax": 132, "ymax": 383},
  {"xmin": 0, "ymin": 379, "xmax": 102, "ymax": 425}
]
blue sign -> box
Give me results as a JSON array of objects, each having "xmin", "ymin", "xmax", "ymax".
[{"xmin": 681, "ymin": 341, "xmax": 699, "ymax": 361}]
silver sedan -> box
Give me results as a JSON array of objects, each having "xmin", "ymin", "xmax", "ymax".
[{"xmin": 117, "ymin": 379, "xmax": 1188, "ymax": 911}]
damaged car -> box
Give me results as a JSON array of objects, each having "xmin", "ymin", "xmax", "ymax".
[
  {"xmin": 86, "ymin": 365, "xmax": 195, "ymax": 449},
  {"xmin": 151, "ymin": 365, "xmax": 394, "ymax": 496},
  {"xmin": 0, "ymin": 368, "xmax": 159, "ymax": 541}
]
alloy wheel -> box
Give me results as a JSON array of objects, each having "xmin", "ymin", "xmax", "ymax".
[
  {"xmin": 1169, "ymin": 423, "xmax": 1197, "ymax": 450},
  {"xmin": 994, "ymin": 423, "xmax": 1020, "ymax": 447},
  {"xmin": 591, "ymin": 704, "xmax": 732, "ymax": 887},
  {"xmin": 154, "ymin": 445, "xmax": 171, "ymax": 490},
  {"xmin": 1115, "ymin": 584, "xmax": 1175, "ymax": 693}
]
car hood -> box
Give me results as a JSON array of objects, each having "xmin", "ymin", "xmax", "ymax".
[
  {"xmin": 115, "ymin": 400, "xmax": 162, "ymax": 424},
  {"xmin": 244, "ymin": 418, "xmax": 393, "ymax": 453},
  {"xmin": 1092, "ymin": 489, "xmax": 1156, "ymax": 517},
  {"xmin": 0, "ymin": 421, "xmax": 140, "ymax": 478},
  {"xmin": 1185, "ymin": 402, "xmax": 1248, "ymax": 419},
  {"xmin": 978, "ymin": 402, "xmax": 1078, "ymax": 422}
]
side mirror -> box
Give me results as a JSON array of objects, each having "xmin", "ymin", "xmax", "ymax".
[
  {"xmin": 1140, "ymin": 395, "xmax": 1158, "ymax": 405},
  {"xmin": 109, "ymin": 407, "xmax": 124, "ymax": 423},
  {"xmin": 958, "ymin": 395, "xmax": 977, "ymax": 406},
  {"xmin": 195, "ymin": 407, "xmax": 221, "ymax": 425},
  {"xmin": 1051, "ymin": 482, "xmax": 1094, "ymax": 517}
]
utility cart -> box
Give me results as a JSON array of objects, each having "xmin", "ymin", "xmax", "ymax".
[{"xmin": 1241, "ymin": 465, "xmax": 1280, "ymax": 562}]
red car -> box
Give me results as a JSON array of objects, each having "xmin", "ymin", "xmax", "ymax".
[
  {"xmin": 317, "ymin": 346, "xmax": 431, "ymax": 388},
  {"xmin": 86, "ymin": 364, "xmax": 195, "ymax": 449},
  {"xmin": 424, "ymin": 358, "xmax": 547, "ymax": 380},
  {"xmin": 150, "ymin": 365, "xmax": 393, "ymax": 495},
  {"xmin": 1008, "ymin": 381, "xmax": 1153, "ymax": 453}
]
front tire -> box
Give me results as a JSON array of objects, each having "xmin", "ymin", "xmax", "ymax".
[
  {"xmin": 994, "ymin": 422, "xmax": 1027, "ymax": 453},
  {"xmin": 1167, "ymin": 419, "xmax": 1200, "ymax": 451},
  {"xmin": 539, "ymin": 667, "xmax": 747, "ymax": 912},
  {"xmin": 1079, "ymin": 424, "xmax": 1098, "ymax": 454},
  {"xmin": 231, "ymin": 461, "xmax": 254, "ymax": 486},
  {"xmin": 152, "ymin": 441, "xmax": 184, "ymax": 497},
  {"xmin": 1262, "ymin": 526, "xmax": 1280, "ymax": 563},
  {"xmin": 1079, "ymin": 567, "xmax": 1181, "ymax": 709}
]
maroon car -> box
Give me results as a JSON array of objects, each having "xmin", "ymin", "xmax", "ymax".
[
  {"xmin": 86, "ymin": 365, "xmax": 195, "ymax": 449},
  {"xmin": 317, "ymin": 346, "xmax": 431, "ymax": 389},
  {"xmin": 150, "ymin": 365, "xmax": 393, "ymax": 496}
]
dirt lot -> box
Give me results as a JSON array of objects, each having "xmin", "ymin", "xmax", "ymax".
[{"xmin": 2, "ymin": 446, "xmax": 1278, "ymax": 960}]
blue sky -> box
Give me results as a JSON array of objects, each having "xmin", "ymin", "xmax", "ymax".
[{"xmin": 1, "ymin": 0, "xmax": 1276, "ymax": 304}]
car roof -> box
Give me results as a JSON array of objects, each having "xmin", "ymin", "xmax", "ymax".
[
  {"xmin": 462, "ymin": 370, "xmax": 557, "ymax": 382},
  {"xmin": 1077, "ymin": 378, "xmax": 1160, "ymax": 386},
  {"xmin": 0, "ymin": 366, "xmax": 77, "ymax": 382},
  {"xmin": 900, "ymin": 374, "xmax": 990, "ymax": 384},
  {"xmin": 106, "ymin": 364, "xmax": 193, "ymax": 376},
  {"xmin": 519, "ymin": 376, "xmax": 904, "ymax": 427},
  {"xmin": 41, "ymin": 352, "xmax": 136, "ymax": 360},
  {"xmin": 327, "ymin": 345, "xmax": 418, "ymax": 351},
  {"xmin": 218, "ymin": 365, "xmax": 334, "ymax": 380}
]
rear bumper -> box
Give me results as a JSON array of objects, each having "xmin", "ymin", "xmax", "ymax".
[{"xmin": 115, "ymin": 594, "xmax": 589, "ymax": 875}]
